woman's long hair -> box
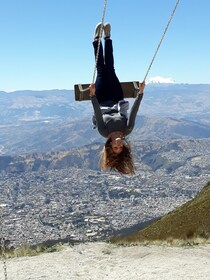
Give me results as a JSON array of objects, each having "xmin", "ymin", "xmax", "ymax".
[{"xmin": 100, "ymin": 138, "xmax": 135, "ymax": 175}]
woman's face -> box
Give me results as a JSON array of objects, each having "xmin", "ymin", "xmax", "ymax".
[{"xmin": 111, "ymin": 138, "xmax": 123, "ymax": 154}]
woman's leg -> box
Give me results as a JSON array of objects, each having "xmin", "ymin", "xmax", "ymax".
[
  {"xmin": 93, "ymin": 40, "xmax": 106, "ymax": 103},
  {"xmin": 104, "ymin": 38, "xmax": 114, "ymax": 70},
  {"xmin": 93, "ymin": 40, "xmax": 104, "ymax": 73},
  {"xmin": 104, "ymin": 39, "xmax": 124, "ymax": 102}
]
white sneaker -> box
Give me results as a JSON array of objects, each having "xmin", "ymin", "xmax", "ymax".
[
  {"xmin": 103, "ymin": 23, "xmax": 111, "ymax": 39},
  {"xmin": 94, "ymin": 22, "xmax": 103, "ymax": 40}
]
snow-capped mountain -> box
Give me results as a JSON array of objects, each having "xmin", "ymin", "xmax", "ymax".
[{"xmin": 148, "ymin": 76, "xmax": 176, "ymax": 84}]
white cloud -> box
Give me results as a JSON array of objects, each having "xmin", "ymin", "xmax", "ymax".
[{"xmin": 148, "ymin": 76, "xmax": 176, "ymax": 84}]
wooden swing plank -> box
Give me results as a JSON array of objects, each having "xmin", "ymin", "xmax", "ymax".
[{"xmin": 74, "ymin": 81, "xmax": 140, "ymax": 101}]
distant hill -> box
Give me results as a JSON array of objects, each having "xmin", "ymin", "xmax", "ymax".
[
  {"xmin": 1, "ymin": 115, "xmax": 210, "ymax": 156},
  {"xmin": 0, "ymin": 139, "xmax": 209, "ymax": 177},
  {"xmin": 0, "ymin": 84, "xmax": 210, "ymax": 155},
  {"xmin": 0, "ymin": 89, "xmax": 89, "ymax": 124},
  {"xmin": 112, "ymin": 181, "xmax": 210, "ymax": 244},
  {"xmin": 1, "ymin": 84, "xmax": 210, "ymax": 124}
]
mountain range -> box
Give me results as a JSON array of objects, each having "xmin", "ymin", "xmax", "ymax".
[{"xmin": 0, "ymin": 83, "xmax": 210, "ymax": 155}]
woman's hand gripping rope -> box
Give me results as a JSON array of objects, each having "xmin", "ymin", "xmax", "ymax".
[
  {"xmin": 139, "ymin": 81, "xmax": 145, "ymax": 94},
  {"xmin": 89, "ymin": 83, "xmax": 96, "ymax": 96}
]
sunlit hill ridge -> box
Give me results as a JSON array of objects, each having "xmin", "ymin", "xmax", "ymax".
[{"xmin": 112, "ymin": 181, "xmax": 210, "ymax": 245}]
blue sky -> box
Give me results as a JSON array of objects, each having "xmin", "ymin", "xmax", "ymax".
[{"xmin": 0, "ymin": 0, "xmax": 209, "ymax": 91}]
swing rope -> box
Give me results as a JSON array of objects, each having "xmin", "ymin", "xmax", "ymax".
[
  {"xmin": 79, "ymin": 0, "xmax": 179, "ymax": 95},
  {"xmin": 78, "ymin": 0, "xmax": 108, "ymax": 94},
  {"xmin": 92, "ymin": 0, "xmax": 108, "ymax": 84},
  {"xmin": 143, "ymin": 0, "xmax": 180, "ymax": 82}
]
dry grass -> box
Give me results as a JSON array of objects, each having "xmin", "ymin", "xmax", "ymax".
[
  {"xmin": 112, "ymin": 181, "xmax": 210, "ymax": 246},
  {"xmin": 0, "ymin": 243, "xmax": 66, "ymax": 259}
]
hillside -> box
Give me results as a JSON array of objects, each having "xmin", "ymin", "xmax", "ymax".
[
  {"xmin": 0, "ymin": 84, "xmax": 210, "ymax": 155},
  {"xmin": 0, "ymin": 116, "xmax": 210, "ymax": 156},
  {"xmin": 0, "ymin": 139, "xmax": 209, "ymax": 175},
  {"xmin": 112, "ymin": 181, "xmax": 210, "ymax": 244}
]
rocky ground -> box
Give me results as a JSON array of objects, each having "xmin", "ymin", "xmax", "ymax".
[{"xmin": 2, "ymin": 242, "xmax": 210, "ymax": 280}]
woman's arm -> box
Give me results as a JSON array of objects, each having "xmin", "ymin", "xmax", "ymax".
[
  {"xmin": 126, "ymin": 81, "xmax": 145, "ymax": 133},
  {"xmin": 89, "ymin": 85, "xmax": 109, "ymax": 137}
]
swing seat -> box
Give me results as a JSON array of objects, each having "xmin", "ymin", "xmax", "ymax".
[{"xmin": 74, "ymin": 81, "xmax": 140, "ymax": 101}]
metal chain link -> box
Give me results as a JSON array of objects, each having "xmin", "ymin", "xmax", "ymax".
[
  {"xmin": 92, "ymin": 0, "xmax": 108, "ymax": 84},
  {"xmin": 143, "ymin": 0, "xmax": 180, "ymax": 82},
  {"xmin": 0, "ymin": 207, "xmax": 8, "ymax": 280}
]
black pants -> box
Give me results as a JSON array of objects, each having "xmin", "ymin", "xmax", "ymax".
[{"xmin": 93, "ymin": 39, "xmax": 123, "ymax": 103}]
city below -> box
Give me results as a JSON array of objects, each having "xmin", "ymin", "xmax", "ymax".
[{"xmin": 0, "ymin": 138, "xmax": 209, "ymax": 248}]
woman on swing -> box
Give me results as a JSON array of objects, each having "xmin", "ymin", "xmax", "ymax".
[{"xmin": 89, "ymin": 22, "xmax": 145, "ymax": 175}]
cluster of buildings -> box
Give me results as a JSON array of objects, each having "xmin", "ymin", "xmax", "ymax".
[
  {"xmin": 0, "ymin": 138, "xmax": 210, "ymax": 248},
  {"xmin": 0, "ymin": 166, "xmax": 209, "ymax": 248}
]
